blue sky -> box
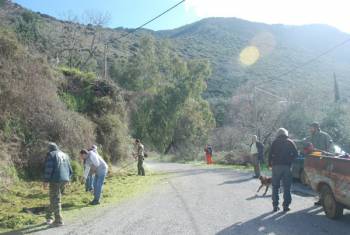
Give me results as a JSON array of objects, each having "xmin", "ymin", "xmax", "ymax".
[
  {"xmin": 14, "ymin": 0, "xmax": 200, "ymax": 30},
  {"xmin": 13, "ymin": 0, "xmax": 350, "ymax": 33}
]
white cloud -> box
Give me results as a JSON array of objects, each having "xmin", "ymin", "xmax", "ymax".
[{"xmin": 185, "ymin": 0, "xmax": 350, "ymax": 33}]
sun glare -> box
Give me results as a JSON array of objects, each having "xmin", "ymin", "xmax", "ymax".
[{"xmin": 239, "ymin": 46, "xmax": 260, "ymax": 66}]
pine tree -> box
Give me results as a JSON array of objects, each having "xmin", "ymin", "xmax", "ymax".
[{"xmin": 334, "ymin": 72, "xmax": 340, "ymax": 102}]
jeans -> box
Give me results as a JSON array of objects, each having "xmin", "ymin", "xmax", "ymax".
[
  {"xmin": 85, "ymin": 174, "xmax": 94, "ymax": 192},
  {"xmin": 272, "ymin": 165, "xmax": 292, "ymax": 208},
  {"xmin": 93, "ymin": 168, "xmax": 107, "ymax": 202}
]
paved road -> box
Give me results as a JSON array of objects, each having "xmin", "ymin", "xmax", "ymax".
[{"xmin": 34, "ymin": 162, "xmax": 350, "ymax": 235}]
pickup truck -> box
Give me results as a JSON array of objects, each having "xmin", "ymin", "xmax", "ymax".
[{"xmin": 304, "ymin": 153, "xmax": 350, "ymax": 219}]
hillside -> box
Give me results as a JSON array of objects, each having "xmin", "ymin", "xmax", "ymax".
[
  {"xmin": 157, "ymin": 17, "xmax": 350, "ymax": 100},
  {"xmin": 1, "ymin": 0, "xmax": 350, "ymax": 174}
]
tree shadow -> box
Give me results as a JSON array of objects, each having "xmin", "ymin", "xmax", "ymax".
[{"xmin": 216, "ymin": 206, "xmax": 350, "ymax": 235}]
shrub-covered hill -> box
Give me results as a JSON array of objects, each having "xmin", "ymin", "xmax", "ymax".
[
  {"xmin": 1, "ymin": 0, "xmax": 350, "ymax": 178},
  {"xmin": 0, "ymin": 0, "xmax": 215, "ymax": 183}
]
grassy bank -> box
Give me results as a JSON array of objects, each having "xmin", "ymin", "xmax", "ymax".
[{"xmin": 0, "ymin": 164, "xmax": 165, "ymax": 233}]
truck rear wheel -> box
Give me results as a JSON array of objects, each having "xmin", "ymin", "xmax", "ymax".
[{"xmin": 320, "ymin": 185, "xmax": 344, "ymax": 219}]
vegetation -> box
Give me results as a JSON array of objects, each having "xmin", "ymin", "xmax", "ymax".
[
  {"xmin": 1, "ymin": 2, "xmax": 350, "ymax": 226},
  {"xmin": 0, "ymin": 166, "xmax": 165, "ymax": 232}
]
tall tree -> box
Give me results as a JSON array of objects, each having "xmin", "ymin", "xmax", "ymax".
[{"xmin": 334, "ymin": 72, "xmax": 340, "ymax": 102}]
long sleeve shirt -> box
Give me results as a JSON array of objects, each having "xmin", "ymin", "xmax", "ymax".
[{"xmin": 83, "ymin": 150, "xmax": 108, "ymax": 179}]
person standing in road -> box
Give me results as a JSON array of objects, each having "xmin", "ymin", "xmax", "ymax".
[
  {"xmin": 250, "ymin": 135, "xmax": 264, "ymax": 178},
  {"xmin": 269, "ymin": 128, "xmax": 298, "ymax": 212},
  {"xmin": 204, "ymin": 144, "xmax": 213, "ymax": 164},
  {"xmin": 134, "ymin": 139, "xmax": 145, "ymax": 176},
  {"xmin": 307, "ymin": 122, "xmax": 333, "ymax": 152},
  {"xmin": 43, "ymin": 143, "xmax": 73, "ymax": 226},
  {"xmin": 80, "ymin": 145, "xmax": 108, "ymax": 205}
]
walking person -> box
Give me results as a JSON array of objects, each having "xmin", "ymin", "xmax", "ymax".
[
  {"xmin": 268, "ymin": 128, "xmax": 298, "ymax": 212},
  {"xmin": 250, "ymin": 135, "xmax": 264, "ymax": 178},
  {"xmin": 43, "ymin": 143, "xmax": 73, "ymax": 226},
  {"xmin": 204, "ymin": 144, "xmax": 213, "ymax": 164},
  {"xmin": 134, "ymin": 139, "xmax": 145, "ymax": 176},
  {"xmin": 80, "ymin": 145, "xmax": 108, "ymax": 205}
]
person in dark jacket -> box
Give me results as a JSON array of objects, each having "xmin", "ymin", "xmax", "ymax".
[
  {"xmin": 43, "ymin": 143, "xmax": 73, "ymax": 226},
  {"xmin": 250, "ymin": 135, "xmax": 264, "ymax": 178},
  {"xmin": 268, "ymin": 128, "xmax": 298, "ymax": 212}
]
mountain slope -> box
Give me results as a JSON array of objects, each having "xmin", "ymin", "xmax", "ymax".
[{"xmin": 157, "ymin": 17, "xmax": 350, "ymax": 100}]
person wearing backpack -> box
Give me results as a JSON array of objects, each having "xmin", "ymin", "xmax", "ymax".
[{"xmin": 134, "ymin": 139, "xmax": 146, "ymax": 176}]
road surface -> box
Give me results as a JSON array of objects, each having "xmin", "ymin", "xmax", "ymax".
[{"xmin": 28, "ymin": 162, "xmax": 350, "ymax": 234}]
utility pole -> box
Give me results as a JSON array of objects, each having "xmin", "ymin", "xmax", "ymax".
[{"xmin": 253, "ymin": 84, "xmax": 259, "ymax": 137}]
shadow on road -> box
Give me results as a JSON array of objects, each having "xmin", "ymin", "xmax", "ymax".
[
  {"xmin": 0, "ymin": 223, "xmax": 52, "ymax": 235},
  {"xmin": 246, "ymin": 194, "xmax": 271, "ymax": 201},
  {"xmin": 218, "ymin": 177, "xmax": 254, "ymax": 185},
  {"xmin": 216, "ymin": 206, "xmax": 350, "ymax": 235}
]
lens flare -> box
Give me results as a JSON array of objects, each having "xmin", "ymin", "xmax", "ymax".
[{"xmin": 239, "ymin": 46, "xmax": 260, "ymax": 66}]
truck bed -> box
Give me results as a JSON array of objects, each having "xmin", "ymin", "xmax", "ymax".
[{"xmin": 304, "ymin": 155, "xmax": 350, "ymax": 208}]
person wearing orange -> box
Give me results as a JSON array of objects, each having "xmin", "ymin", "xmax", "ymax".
[{"xmin": 204, "ymin": 145, "xmax": 213, "ymax": 164}]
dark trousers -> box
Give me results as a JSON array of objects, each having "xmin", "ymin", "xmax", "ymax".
[
  {"xmin": 272, "ymin": 165, "xmax": 292, "ymax": 208},
  {"xmin": 252, "ymin": 154, "xmax": 261, "ymax": 177},
  {"xmin": 137, "ymin": 159, "xmax": 145, "ymax": 176}
]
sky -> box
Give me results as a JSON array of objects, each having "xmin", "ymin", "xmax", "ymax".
[{"xmin": 13, "ymin": 0, "xmax": 350, "ymax": 33}]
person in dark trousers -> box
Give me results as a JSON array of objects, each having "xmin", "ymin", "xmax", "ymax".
[
  {"xmin": 134, "ymin": 139, "xmax": 145, "ymax": 176},
  {"xmin": 250, "ymin": 135, "xmax": 264, "ymax": 178},
  {"xmin": 268, "ymin": 128, "xmax": 298, "ymax": 212},
  {"xmin": 43, "ymin": 143, "xmax": 73, "ymax": 226}
]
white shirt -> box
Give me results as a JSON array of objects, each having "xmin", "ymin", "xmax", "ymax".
[
  {"xmin": 83, "ymin": 150, "xmax": 108, "ymax": 179},
  {"xmin": 250, "ymin": 143, "xmax": 258, "ymax": 155}
]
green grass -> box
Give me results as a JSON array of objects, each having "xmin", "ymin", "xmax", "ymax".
[{"xmin": 0, "ymin": 164, "xmax": 165, "ymax": 233}]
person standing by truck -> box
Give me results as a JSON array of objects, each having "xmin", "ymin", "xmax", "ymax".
[
  {"xmin": 307, "ymin": 122, "xmax": 333, "ymax": 152},
  {"xmin": 306, "ymin": 122, "xmax": 333, "ymax": 205},
  {"xmin": 269, "ymin": 128, "xmax": 298, "ymax": 212}
]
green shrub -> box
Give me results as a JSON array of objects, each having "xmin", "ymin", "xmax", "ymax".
[{"xmin": 70, "ymin": 159, "xmax": 83, "ymax": 182}]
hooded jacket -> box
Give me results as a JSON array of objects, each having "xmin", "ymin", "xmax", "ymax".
[
  {"xmin": 43, "ymin": 143, "xmax": 73, "ymax": 182},
  {"xmin": 268, "ymin": 135, "xmax": 298, "ymax": 167}
]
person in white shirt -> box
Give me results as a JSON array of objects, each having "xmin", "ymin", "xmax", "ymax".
[{"xmin": 80, "ymin": 145, "xmax": 108, "ymax": 205}]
